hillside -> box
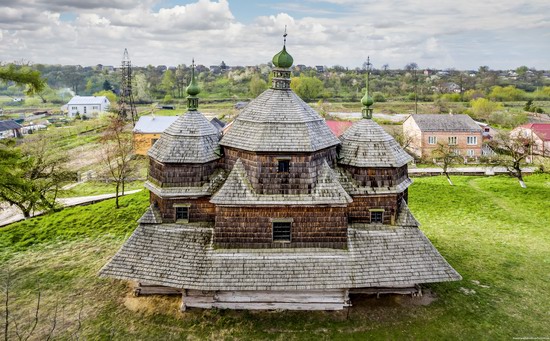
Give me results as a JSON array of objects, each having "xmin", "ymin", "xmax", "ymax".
[{"xmin": 1, "ymin": 175, "xmax": 549, "ymax": 340}]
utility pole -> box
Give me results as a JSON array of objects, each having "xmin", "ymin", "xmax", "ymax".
[{"xmin": 119, "ymin": 48, "xmax": 137, "ymax": 124}]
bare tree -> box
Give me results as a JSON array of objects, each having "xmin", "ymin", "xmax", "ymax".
[
  {"xmin": 489, "ymin": 132, "xmax": 533, "ymax": 188},
  {"xmin": 100, "ymin": 116, "xmax": 135, "ymax": 208},
  {"xmin": 390, "ymin": 130, "xmax": 414, "ymax": 153},
  {"xmin": 431, "ymin": 143, "xmax": 463, "ymax": 186}
]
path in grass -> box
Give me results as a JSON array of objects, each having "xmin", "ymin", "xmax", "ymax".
[{"xmin": 0, "ymin": 175, "xmax": 549, "ymax": 340}]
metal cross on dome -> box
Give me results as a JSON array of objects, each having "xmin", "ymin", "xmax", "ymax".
[{"xmin": 283, "ymin": 25, "xmax": 288, "ymax": 46}]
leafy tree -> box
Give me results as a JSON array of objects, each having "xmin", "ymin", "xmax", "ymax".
[
  {"xmin": 161, "ymin": 69, "xmax": 175, "ymax": 96},
  {"xmin": 102, "ymin": 80, "xmax": 113, "ymax": 91},
  {"xmin": 290, "ymin": 75, "xmax": 323, "ymax": 101},
  {"xmin": 174, "ymin": 65, "xmax": 187, "ymax": 98},
  {"xmin": 489, "ymin": 85, "xmax": 526, "ymax": 101},
  {"xmin": 431, "ymin": 143, "xmax": 463, "ymax": 186},
  {"xmin": 470, "ymin": 98, "xmax": 503, "ymax": 120},
  {"xmin": 249, "ymin": 75, "xmax": 267, "ymax": 97},
  {"xmin": 0, "ymin": 64, "xmax": 45, "ymax": 95},
  {"xmin": 93, "ymin": 90, "xmax": 117, "ymax": 104},
  {"xmin": 133, "ymin": 73, "xmax": 152, "ymax": 102},
  {"xmin": 0, "ymin": 137, "xmax": 73, "ymax": 218}
]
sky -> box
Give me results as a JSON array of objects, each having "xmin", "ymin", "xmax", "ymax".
[{"xmin": 0, "ymin": 0, "xmax": 549, "ymax": 70}]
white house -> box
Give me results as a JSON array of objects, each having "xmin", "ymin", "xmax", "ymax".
[{"xmin": 65, "ymin": 96, "xmax": 110, "ymax": 118}]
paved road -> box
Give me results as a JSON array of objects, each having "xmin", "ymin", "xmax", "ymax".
[{"xmin": 0, "ymin": 190, "xmax": 142, "ymax": 228}]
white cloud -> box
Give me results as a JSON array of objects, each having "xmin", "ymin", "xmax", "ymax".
[{"xmin": 0, "ymin": 0, "xmax": 548, "ymax": 69}]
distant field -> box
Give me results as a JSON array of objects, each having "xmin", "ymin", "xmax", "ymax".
[{"xmin": 1, "ymin": 174, "xmax": 549, "ymax": 340}]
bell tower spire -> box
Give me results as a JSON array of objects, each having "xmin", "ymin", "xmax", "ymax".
[
  {"xmin": 271, "ymin": 27, "xmax": 294, "ymax": 90},
  {"xmin": 186, "ymin": 59, "xmax": 201, "ymax": 111},
  {"xmin": 361, "ymin": 56, "xmax": 374, "ymax": 119}
]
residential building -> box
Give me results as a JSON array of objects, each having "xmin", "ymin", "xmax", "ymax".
[
  {"xmin": 510, "ymin": 123, "xmax": 550, "ymax": 156},
  {"xmin": 100, "ymin": 42, "xmax": 460, "ymax": 311},
  {"xmin": 65, "ymin": 95, "xmax": 110, "ymax": 118},
  {"xmin": 403, "ymin": 114, "xmax": 484, "ymax": 159},
  {"xmin": 0, "ymin": 120, "xmax": 22, "ymax": 139},
  {"xmin": 133, "ymin": 115, "xmax": 178, "ymax": 155}
]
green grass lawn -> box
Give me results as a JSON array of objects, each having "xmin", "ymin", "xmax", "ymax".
[{"xmin": 1, "ymin": 175, "xmax": 549, "ymax": 340}]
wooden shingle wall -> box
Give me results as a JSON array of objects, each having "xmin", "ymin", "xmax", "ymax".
[
  {"xmin": 340, "ymin": 164, "xmax": 408, "ymax": 188},
  {"xmin": 150, "ymin": 192, "xmax": 216, "ymax": 222},
  {"xmin": 214, "ymin": 206, "xmax": 347, "ymax": 249},
  {"xmin": 347, "ymin": 192, "xmax": 405, "ymax": 224},
  {"xmin": 149, "ymin": 159, "xmax": 219, "ymax": 188},
  {"xmin": 224, "ymin": 147, "xmax": 338, "ymax": 195}
]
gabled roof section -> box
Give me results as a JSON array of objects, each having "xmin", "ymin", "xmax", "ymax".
[
  {"xmin": 408, "ymin": 114, "xmax": 482, "ymax": 132},
  {"xmin": 100, "ymin": 208, "xmax": 461, "ymax": 290},
  {"xmin": 520, "ymin": 123, "xmax": 550, "ymax": 141},
  {"xmin": 339, "ymin": 120, "xmax": 413, "ymax": 168},
  {"xmin": 138, "ymin": 205, "xmax": 163, "ymax": 224},
  {"xmin": 133, "ymin": 115, "xmax": 177, "ymax": 133},
  {"xmin": 148, "ymin": 110, "xmax": 221, "ymax": 164},
  {"xmin": 0, "ymin": 120, "xmax": 22, "ymax": 131},
  {"xmin": 210, "ymin": 159, "xmax": 352, "ymax": 206},
  {"xmin": 67, "ymin": 95, "xmax": 109, "ymax": 105},
  {"xmin": 220, "ymin": 89, "xmax": 340, "ymax": 152}
]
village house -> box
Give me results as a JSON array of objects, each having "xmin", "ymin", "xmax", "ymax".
[
  {"xmin": 0, "ymin": 119, "xmax": 22, "ymax": 139},
  {"xmin": 403, "ymin": 114, "xmax": 484, "ymax": 159},
  {"xmin": 510, "ymin": 123, "xmax": 550, "ymax": 156},
  {"xmin": 133, "ymin": 115, "xmax": 226, "ymax": 155},
  {"xmin": 65, "ymin": 95, "xmax": 110, "ymax": 118},
  {"xmin": 133, "ymin": 115, "xmax": 178, "ymax": 155},
  {"xmin": 100, "ymin": 41, "xmax": 460, "ymax": 311}
]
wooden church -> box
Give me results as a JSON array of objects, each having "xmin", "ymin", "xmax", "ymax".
[{"xmin": 100, "ymin": 38, "xmax": 461, "ymax": 311}]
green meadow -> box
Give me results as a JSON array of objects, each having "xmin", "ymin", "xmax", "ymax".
[{"xmin": 1, "ymin": 175, "xmax": 549, "ymax": 340}]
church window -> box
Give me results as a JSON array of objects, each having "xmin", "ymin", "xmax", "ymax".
[
  {"xmin": 175, "ymin": 205, "xmax": 189, "ymax": 221},
  {"xmin": 278, "ymin": 160, "xmax": 290, "ymax": 173},
  {"xmin": 370, "ymin": 210, "xmax": 384, "ymax": 223},
  {"xmin": 273, "ymin": 221, "xmax": 292, "ymax": 242}
]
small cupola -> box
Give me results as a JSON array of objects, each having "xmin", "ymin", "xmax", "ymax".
[{"xmin": 271, "ymin": 27, "xmax": 293, "ymax": 90}]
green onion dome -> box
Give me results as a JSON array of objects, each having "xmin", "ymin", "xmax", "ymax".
[
  {"xmin": 272, "ymin": 46, "xmax": 294, "ymax": 68},
  {"xmin": 361, "ymin": 93, "xmax": 374, "ymax": 107},
  {"xmin": 186, "ymin": 72, "xmax": 200, "ymax": 96}
]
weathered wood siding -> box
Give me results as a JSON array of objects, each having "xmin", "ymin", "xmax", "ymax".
[
  {"xmin": 148, "ymin": 159, "xmax": 219, "ymax": 187},
  {"xmin": 183, "ymin": 289, "xmax": 349, "ymax": 311},
  {"xmin": 214, "ymin": 206, "xmax": 347, "ymax": 248},
  {"xmin": 224, "ymin": 146, "xmax": 338, "ymax": 195},
  {"xmin": 347, "ymin": 193, "xmax": 405, "ymax": 224},
  {"xmin": 340, "ymin": 164, "xmax": 408, "ymax": 188},
  {"xmin": 150, "ymin": 192, "xmax": 216, "ymax": 222}
]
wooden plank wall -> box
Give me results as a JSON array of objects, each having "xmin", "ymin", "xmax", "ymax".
[
  {"xmin": 214, "ymin": 206, "xmax": 348, "ymax": 248},
  {"xmin": 341, "ymin": 164, "xmax": 408, "ymax": 189},
  {"xmin": 150, "ymin": 193, "xmax": 216, "ymax": 223},
  {"xmin": 183, "ymin": 289, "xmax": 349, "ymax": 311},
  {"xmin": 347, "ymin": 194, "xmax": 403, "ymax": 224},
  {"xmin": 224, "ymin": 147, "xmax": 338, "ymax": 195},
  {"xmin": 149, "ymin": 159, "xmax": 219, "ymax": 187}
]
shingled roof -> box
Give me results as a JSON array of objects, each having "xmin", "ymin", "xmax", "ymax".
[
  {"xmin": 220, "ymin": 89, "xmax": 340, "ymax": 152},
  {"xmin": 0, "ymin": 120, "xmax": 22, "ymax": 132},
  {"xmin": 148, "ymin": 110, "xmax": 221, "ymax": 163},
  {"xmin": 338, "ymin": 119, "xmax": 413, "ymax": 168},
  {"xmin": 100, "ymin": 203, "xmax": 461, "ymax": 290},
  {"xmin": 408, "ymin": 114, "xmax": 482, "ymax": 132},
  {"xmin": 210, "ymin": 159, "xmax": 352, "ymax": 205}
]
